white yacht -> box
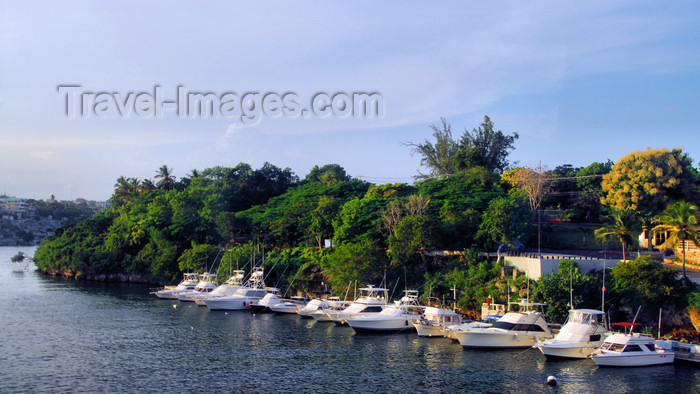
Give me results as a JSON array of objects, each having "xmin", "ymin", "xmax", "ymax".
[
  {"xmin": 152, "ymin": 272, "xmax": 199, "ymax": 299},
  {"xmin": 203, "ymin": 267, "xmax": 268, "ymax": 311},
  {"xmin": 324, "ymin": 285, "xmax": 389, "ymax": 325},
  {"xmin": 177, "ymin": 273, "xmax": 219, "ymax": 302},
  {"xmin": 346, "ymin": 290, "xmax": 424, "ymax": 333},
  {"xmin": 298, "ymin": 298, "xmax": 329, "ymax": 318},
  {"xmin": 250, "ymin": 289, "xmax": 283, "ymax": 314},
  {"xmin": 451, "ymin": 301, "xmax": 553, "ymax": 348},
  {"xmin": 270, "ymin": 296, "xmax": 308, "ymax": 314},
  {"xmin": 310, "ymin": 299, "xmax": 351, "ymax": 322},
  {"xmin": 592, "ymin": 326, "xmax": 674, "ymax": 367},
  {"xmin": 192, "ymin": 270, "xmax": 245, "ymax": 306},
  {"xmin": 413, "ymin": 307, "xmax": 463, "ymax": 338},
  {"xmin": 535, "ymin": 309, "xmax": 608, "ymax": 359}
]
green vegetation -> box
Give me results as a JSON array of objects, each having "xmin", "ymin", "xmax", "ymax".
[{"xmin": 32, "ymin": 117, "xmax": 700, "ymax": 334}]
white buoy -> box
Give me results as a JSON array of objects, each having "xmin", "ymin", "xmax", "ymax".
[
  {"xmin": 546, "ymin": 376, "xmax": 557, "ymax": 386},
  {"xmin": 172, "ymin": 304, "xmax": 177, "ymax": 309}
]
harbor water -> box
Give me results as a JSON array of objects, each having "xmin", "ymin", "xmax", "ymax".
[{"xmin": 1, "ymin": 246, "xmax": 699, "ymax": 393}]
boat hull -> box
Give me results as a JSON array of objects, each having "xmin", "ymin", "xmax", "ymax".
[
  {"xmin": 592, "ymin": 353, "xmax": 674, "ymax": 367},
  {"xmin": 454, "ymin": 330, "xmax": 551, "ymax": 349},
  {"xmin": 203, "ymin": 297, "xmax": 250, "ymax": 311},
  {"xmin": 537, "ymin": 344, "xmax": 596, "ymax": 359},
  {"xmin": 348, "ymin": 318, "xmax": 416, "ymax": 333},
  {"xmin": 413, "ymin": 322, "xmax": 445, "ymax": 337}
]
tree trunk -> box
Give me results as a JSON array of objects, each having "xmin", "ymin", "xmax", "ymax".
[
  {"xmin": 682, "ymin": 232, "xmax": 687, "ymax": 286},
  {"xmin": 620, "ymin": 236, "xmax": 626, "ymax": 261}
]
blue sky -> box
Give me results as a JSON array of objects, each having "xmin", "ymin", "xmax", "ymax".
[{"xmin": 1, "ymin": 1, "xmax": 699, "ymax": 200}]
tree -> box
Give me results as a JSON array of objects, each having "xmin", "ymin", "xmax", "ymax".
[
  {"xmin": 594, "ymin": 208, "xmax": 640, "ymax": 261},
  {"xmin": 454, "ymin": 115, "xmax": 519, "ymax": 173},
  {"xmin": 601, "ymin": 148, "xmax": 699, "ymax": 223},
  {"xmin": 405, "ymin": 117, "xmax": 459, "ymax": 179},
  {"xmin": 155, "ymin": 165, "xmax": 176, "ymax": 190},
  {"xmin": 611, "ymin": 255, "xmax": 686, "ymax": 319},
  {"xmin": 406, "ymin": 116, "xmax": 518, "ymax": 178},
  {"xmin": 653, "ymin": 201, "xmax": 700, "ymax": 284},
  {"xmin": 306, "ymin": 164, "xmax": 351, "ymax": 185},
  {"xmin": 477, "ymin": 190, "xmax": 531, "ymax": 263},
  {"xmin": 572, "ymin": 160, "xmax": 613, "ymax": 221},
  {"xmin": 504, "ymin": 163, "xmax": 551, "ymax": 255},
  {"xmin": 309, "ymin": 196, "xmax": 339, "ymax": 249}
]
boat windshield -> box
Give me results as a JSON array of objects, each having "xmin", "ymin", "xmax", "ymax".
[
  {"xmin": 568, "ymin": 311, "xmax": 601, "ymax": 325},
  {"xmin": 601, "ymin": 342, "xmax": 625, "ymax": 352}
]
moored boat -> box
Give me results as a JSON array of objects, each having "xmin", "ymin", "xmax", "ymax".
[
  {"xmin": 346, "ymin": 290, "xmax": 423, "ymax": 333},
  {"xmin": 535, "ymin": 309, "xmax": 608, "ymax": 359},
  {"xmin": 452, "ymin": 300, "xmax": 553, "ymax": 348},
  {"xmin": 192, "ymin": 270, "xmax": 245, "ymax": 306},
  {"xmin": 413, "ymin": 307, "xmax": 463, "ymax": 338},
  {"xmin": 591, "ymin": 325, "xmax": 674, "ymax": 367},
  {"xmin": 324, "ymin": 285, "xmax": 389, "ymax": 325},
  {"xmin": 177, "ymin": 273, "xmax": 219, "ymax": 302},
  {"xmin": 203, "ymin": 267, "xmax": 268, "ymax": 311},
  {"xmin": 152, "ymin": 272, "xmax": 199, "ymax": 299}
]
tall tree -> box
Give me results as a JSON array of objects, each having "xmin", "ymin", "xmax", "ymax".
[
  {"xmin": 155, "ymin": 165, "xmax": 176, "ymax": 190},
  {"xmin": 406, "ymin": 117, "xmax": 458, "ymax": 179},
  {"xmin": 652, "ymin": 201, "xmax": 700, "ymax": 284},
  {"xmin": 455, "ymin": 115, "xmax": 519, "ymax": 173},
  {"xmin": 594, "ymin": 208, "xmax": 640, "ymax": 261},
  {"xmin": 504, "ymin": 163, "xmax": 551, "ymax": 255},
  {"xmin": 406, "ymin": 116, "xmax": 518, "ymax": 178}
]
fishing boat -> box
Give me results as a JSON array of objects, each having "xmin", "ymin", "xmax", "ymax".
[
  {"xmin": 177, "ymin": 273, "xmax": 219, "ymax": 302},
  {"xmin": 591, "ymin": 324, "xmax": 674, "ymax": 367},
  {"xmin": 451, "ymin": 300, "xmax": 553, "ymax": 348},
  {"xmin": 535, "ymin": 309, "xmax": 608, "ymax": 359},
  {"xmin": 152, "ymin": 272, "xmax": 199, "ymax": 299},
  {"xmin": 346, "ymin": 290, "xmax": 423, "ymax": 333},
  {"xmin": 250, "ymin": 289, "xmax": 283, "ymax": 314},
  {"xmin": 324, "ymin": 285, "xmax": 389, "ymax": 325},
  {"xmin": 192, "ymin": 270, "xmax": 245, "ymax": 306},
  {"xmin": 270, "ymin": 296, "xmax": 308, "ymax": 314},
  {"xmin": 413, "ymin": 307, "xmax": 463, "ymax": 338},
  {"xmin": 310, "ymin": 299, "xmax": 351, "ymax": 322},
  {"xmin": 203, "ymin": 267, "xmax": 268, "ymax": 311}
]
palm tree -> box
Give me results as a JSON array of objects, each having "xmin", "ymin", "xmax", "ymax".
[
  {"xmin": 155, "ymin": 165, "xmax": 176, "ymax": 190},
  {"xmin": 594, "ymin": 208, "xmax": 639, "ymax": 261},
  {"xmin": 653, "ymin": 201, "xmax": 700, "ymax": 285}
]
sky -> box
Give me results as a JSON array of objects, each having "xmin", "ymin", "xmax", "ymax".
[{"xmin": 1, "ymin": 1, "xmax": 700, "ymax": 201}]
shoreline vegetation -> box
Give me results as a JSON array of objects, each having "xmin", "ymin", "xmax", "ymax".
[{"xmin": 32, "ymin": 117, "xmax": 700, "ymax": 340}]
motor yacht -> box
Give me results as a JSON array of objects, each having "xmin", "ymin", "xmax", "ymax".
[
  {"xmin": 250, "ymin": 289, "xmax": 283, "ymax": 314},
  {"xmin": 310, "ymin": 299, "xmax": 351, "ymax": 322},
  {"xmin": 413, "ymin": 307, "xmax": 463, "ymax": 338},
  {"xmin": 192, "ymin": 270, "xmax": 245, "ymax": 306},
  {"xmin": 177, "ymin": 273, "xmax": 219, "ymax": 302},
  {"xmin": 535, "ymin": 309, "xmax": 608, "ymax": 359},
  {"xmin": 451, "ymin": 300, "xmax": 553, "ymax": 348},
  {"xmin": 346, "ymin": 290, "xmax": 424, "ymax": 333},
  {"xmin": 323, "ymin": 285, "xmax": 389, "ymax": 325},
  {"xmin": 591, "ymin": 325, "xmax": 674, "ymax": 367},
  {"xmin": 152, "ymin": 272, "xmax": 199, "ymax": 299},
  {"xmin": 203, "ymin": 267, "xmax": 268, "ymax": 311},
  {"xmin": 270, "ymin": 296, "xmax": 308, "ymax": 314},
  {"xmin": 298, "ymin": 298, "xmax": 331, "ymax": 318}
]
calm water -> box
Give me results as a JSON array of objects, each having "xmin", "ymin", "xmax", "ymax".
[{"xmin": 1, "ymin": 247, "xmax": 699, "ymax": 393}]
